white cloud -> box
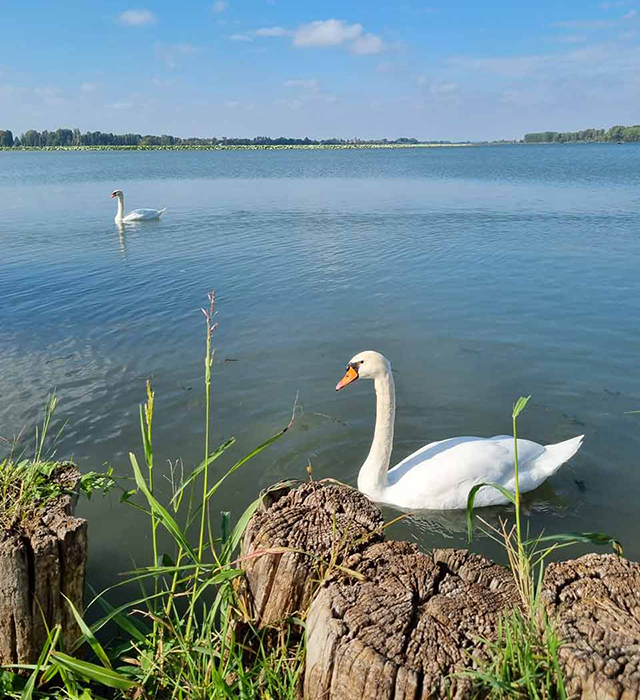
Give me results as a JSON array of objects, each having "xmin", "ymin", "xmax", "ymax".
[
  {"xmin": 118, "ymin": 9, "xmax": 157, "ymax": 26},
  {"xmin": 34, "ymin": 85, "xmax": 63, "ymax": 98},
  {"xmin": 223, "ymin": 100, "xmax": 255, "ymax": 109},
  {"xmin": 555, "ymin": 34, "xmax": 588, "ymax": 43},
  {"xmin": 173, "ymin": 43, "xmax": 197, "ymax": 54},
  {"xmin": 293, "ymin": 19, "xmax": 363, "ymax": 47},
  {"xmin": 157, "ymin": 43, "xmax": 198, "ymax": 68},
  {"xmin": 212, "ymin": 1, "xmax": 227, "ymax": 12},
  {"xmin": 553, "ymin": 19, "xmax": 616, "ymax": 29},
  {"xmin": 255, "ymin": 25, "xmax": 290, "ymax": 36},
  {"xmin": 429, "ymin": 81, "xmax": 459, "ymax": 94},
  {"xmin": 275, "ymin": 98, "xmax": 303, "ymax": 109},
  {"xmin": 80, "ymin": 82, "xmax": 97, "ymax": 92},
  {"xmin": 107, "ymin": 101, "xmax": 133, "ymax": 110},
  {"xmin": 351, "ymin": 33, "xmax": 384, "ymax": 55},
  {"xmin": 599, "ymin": 1, "xmax": 628, "ymax": 7},
  {"xmin": 229, "ymin": 33, "xmax": 253, "ymax": 41},
  {"xmin": 284, "ymin": 79, "xmax": 319, "ymax": 90}
]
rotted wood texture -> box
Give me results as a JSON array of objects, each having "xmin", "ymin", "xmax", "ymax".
[
  {"xmin": 238, "ymin": 479, "xmax": 384, "ymax": 626},
  {"xmin": 542, "ymin": 554, "xmax": 640, "ymax": 700},
  {"xmin": 240, "ymin": 480, "xmax": 640, "ymax": 700},
  {"xmin": 0, "ymin": 465, "xmax": 87, "ymax": 666}
]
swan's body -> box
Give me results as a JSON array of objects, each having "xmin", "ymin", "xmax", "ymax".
[
  {"xmin": 111, "ymin": 190, "xmax": 166, "ymax": 223},
  {"xmin": 335, "ymin": 351, "xmax": 583, "ymax": 511}
]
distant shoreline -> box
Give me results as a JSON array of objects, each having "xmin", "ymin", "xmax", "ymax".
[{"xmin": 0, "ymin": 142, "xmax": 474, "ymax": 152}]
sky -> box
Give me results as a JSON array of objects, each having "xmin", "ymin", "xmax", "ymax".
[{"xmin": 2, "ymin": 0, "xmax": 640, "ymax": 141}]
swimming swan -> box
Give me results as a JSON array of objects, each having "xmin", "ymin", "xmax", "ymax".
[
  {"xmin": 335, "ymin": 350, "xmax": 583, "ymax": 510},
  {"xmin": 111, "ymin": 190, "xmax": 167, "ymax": 223}
]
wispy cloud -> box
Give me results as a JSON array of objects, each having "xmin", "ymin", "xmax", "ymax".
[
  {"xmin": 223, "ymin": 100, "xmax": 255, "ymax": 109},
  {"xmin": 555, "ymin": 33, "xmax": 588, "ymax": 43},
  {"xmin": 255, "ymin": 25, "xmax": 290, "ymax": 36},
  {"xmin": 284, "ymin": 78, "xmax": 319, "ymax": 90},
  {"xmin": 622, "ymin": 9, "xmax": 638, "ymax": 19},
  {"xmin": 351, "ymin": 33, "xmax": 384, "ymax": 55},
  {"xmin": 229, "ymin": 33, "xmax": 253, "ymax": 41},
  {"xmin": 107, "ymin": 101, "xmax": 133, "ymax": 110},
  {"xmin": 118, "ymin": 9, "xmax": 157, "ymax": 27},
  {"xmin": 255, "ymin": 18, "xmax": 385, "ymax": 54},
  {"xmin": 157, "ymin": 43, "xmax": 198, "ymax": 68},
  {"xmin": 293, "ymin": 19, "xmax": 362, "ymax": 47},
  {"xmin": 80, "ymin": 82, "xmax": 97, "ymax": 92},
  {"xmin": 212, "ymin": 1, "xmax": 227, "ymax": 12},
  {"xmin": 553, "ymin": 18, "xmax": 616, "ymax": 29},
  {"xmin": 599, "ymin": 0, "xmax": 629, "ymax": 8}
]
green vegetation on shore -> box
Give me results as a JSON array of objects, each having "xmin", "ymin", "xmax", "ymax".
[
  {"xmin": 524, "ymin": 124, "xmax": 640, "ymax": 143},
  {"xmin": 0, "ymin": 127, "xmax": 467, "ymax": 150}
]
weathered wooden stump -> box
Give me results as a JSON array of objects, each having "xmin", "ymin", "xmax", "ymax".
[
  {"xmin": 305, "ymin": 542, "xmax": 519, "ymax": 700},
  {"xmin": 542, "ymin": 553, "xmax": 640, "ymax": 700},
  {"xmin": 238, "ymin": 479, "xmax": 384, "ymax": 626},
  {"xmin": 0, "ymin": 464, "xmax": 87, "ymax": 665},
  {"xmin": 239, "ymin": 480, "xmax": 640, "ymax": 700}
]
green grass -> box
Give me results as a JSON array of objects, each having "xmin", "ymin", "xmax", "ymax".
[
  {"xmin": 0, "ymin": 395, "xmax": 73, "ymax": 530},
  {"xmin": 464, "ymin": 397, "xmax": 621, "ymax": 699},
  {"xmin": 0, "ymin": 291, "xmax": 303, "ymax": 700}
]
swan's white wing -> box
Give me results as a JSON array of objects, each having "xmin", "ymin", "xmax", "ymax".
[
  {"xmin": 123, "ymin": 208, "xmax": 163, "ymax": 221},
  {"xmin": 385, "ymin": 436, "xmax": 545, "ymax": 510}
]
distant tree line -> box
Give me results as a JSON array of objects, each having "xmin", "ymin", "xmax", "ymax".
[
  {"xmin": 524, "ymin": 125, "xmax": 640, "ymax": 143},
  {"xmin": 0, "ymin": 128, "xmax": 448, "ymax": 148}
]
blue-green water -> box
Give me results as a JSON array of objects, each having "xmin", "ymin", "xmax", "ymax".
[{"xmin": 1, "ymin": 145, "xmax": 639, "ymax": 592}]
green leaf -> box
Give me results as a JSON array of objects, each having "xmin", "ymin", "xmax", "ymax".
[
  {"xmin": 50, "ymin": 652, "xmax": 137, "ymax": 691},
  {"xmin": 512, "ymin": 395, "xmax": 531, "ymax": 420},
  {"xmin": 466, "ymin": 482, "xmax": 516, "ymax": 542},
  {"xmin": 221, "ymin": 498, "xmax": 260, "ymax": 564},
  {"xmin": 129, "ymin": 453, "xmax": 197, "ymax": 560},
  {"xmin": 93, "ymin": 595, "xmax": 149, "ymax": 644},
  {"xmin": 527, "ymin": 531, "xmax": 623, "ymax": 555},
  {"xmin": 64, "ymin": 595, "xmax": 112, "ymax": 668},
  {"xmin": 170, "ymin": 438, "xmax": 236, "ymax": 510},
  {"xmin": 20, "ymin": 625, "xmax": 60, "ymax": 700}
]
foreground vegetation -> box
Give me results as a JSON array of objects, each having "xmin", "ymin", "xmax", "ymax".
[{"xmin": 0, "ymin": 295, "xmax": 621, "ymax": 699}]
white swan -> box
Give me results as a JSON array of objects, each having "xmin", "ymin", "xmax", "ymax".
[
  {"xmin": 111, "ymin": 190, "xmax": 167, "ymax": 223},
  {"xmin": 335, "ymin": 350, "xmax": 583, "ymax": 510}
]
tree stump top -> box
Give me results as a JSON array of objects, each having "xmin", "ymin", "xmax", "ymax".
[
  {"xmin": 543, "ymin": 553, "xmax": 640, "ymax": 700},
  {"xmin": 306, "ymin": 542, "xmax": 519, "ymax": 699}
]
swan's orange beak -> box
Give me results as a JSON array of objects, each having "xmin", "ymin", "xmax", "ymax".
[{"xmin": 336, "ymin": 365, "xmax": 358, "ymax": 391}]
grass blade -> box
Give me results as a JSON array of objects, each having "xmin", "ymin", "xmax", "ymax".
[
  {"xmin": 466, "ymin": 482, "xmax": 516, "ymax": 542},
  {"xmin": 50, "ymin": 652, "xmax": 137, "ymax": 691}
]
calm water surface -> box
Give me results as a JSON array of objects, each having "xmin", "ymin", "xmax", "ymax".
[{"xmin": 1, "ymin": 145, "xmax": 639, "ymax": 596}]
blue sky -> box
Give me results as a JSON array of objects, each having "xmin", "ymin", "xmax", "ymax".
[{"xmin": 2, "ymin": 0, "xmax": 640, "ymax": 140}]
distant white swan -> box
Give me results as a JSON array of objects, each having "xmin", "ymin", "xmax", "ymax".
[
  {"xmin": 111, "ymin": 190, "xmax": 167, "ymax": 223},
  {"xmin": 335, "ymin": 350, "xmax": 584, "ymax": 511}
]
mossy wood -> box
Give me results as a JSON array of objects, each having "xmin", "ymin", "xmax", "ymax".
[{"xmin": 0, "ymin": 465, "xmax": 87, "ymax": 666}]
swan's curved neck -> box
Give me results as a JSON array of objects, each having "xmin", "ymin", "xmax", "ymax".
[
  {"xmin": 114, "ymin": 195, "xmax": 125, "ymax": 222},
  {"xmin": 358, "ymin": 371, "xmax": 395, "ymax": 497}
]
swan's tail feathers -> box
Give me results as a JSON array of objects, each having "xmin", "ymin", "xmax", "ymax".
[
  {"xmin": 535, "ymin": 435, "xmax": 584, "ymax": 478},
  {"xmin": 158, "ymin": 208, "xmax": 167, "ymax": 217}
]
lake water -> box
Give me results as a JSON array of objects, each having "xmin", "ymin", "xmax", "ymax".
[{"xmin": 2, "ymin": 145, "xmax": 639, "ymax": 596}]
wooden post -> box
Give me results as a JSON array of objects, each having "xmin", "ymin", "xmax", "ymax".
[{"xmin": 0, "ymin": 465, "xmax": 87, "ymax": 665}]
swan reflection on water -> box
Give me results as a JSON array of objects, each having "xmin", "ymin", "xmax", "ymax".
[{"xmin": 392, "ymin": 486, "xmax": 573, "ymax": 540}]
